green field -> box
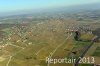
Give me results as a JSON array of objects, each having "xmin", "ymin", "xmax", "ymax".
[
  {"xmin": 79, "ymin": 64, "xmax": 92, "ymax": 66},
  {"xmin": 92, "ymin": 47, "xmax": 100, "ymax": 57}
]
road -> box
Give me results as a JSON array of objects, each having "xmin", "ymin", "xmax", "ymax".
[
  {"xmin": 6, "ymin": 56, "xmax": 12, "ymax": 66},
  {"xmin": 74, "ymin": 36, "xmax": 99, "ymax": 66}
]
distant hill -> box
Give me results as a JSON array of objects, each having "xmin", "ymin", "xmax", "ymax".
[{"xmin": 0, "ymin": 3, "xmax": 100, "ymax": 17}]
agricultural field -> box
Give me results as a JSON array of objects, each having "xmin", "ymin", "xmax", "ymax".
[{"xmin": 93, "ymin": 47, "xmax": 100, "ymax": 57}]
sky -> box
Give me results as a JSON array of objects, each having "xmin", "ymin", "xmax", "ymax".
[{"xmin": 0, "ymin": 0, "xmax": 100, "ymax": 13}]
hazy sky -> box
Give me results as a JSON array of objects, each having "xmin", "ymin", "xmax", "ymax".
[{"xmin": 0, "ymin": 0, "xmax": 100, "ymax": 13}]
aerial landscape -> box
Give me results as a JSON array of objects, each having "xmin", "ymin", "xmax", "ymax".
[{"xmin": 0, "ymin": 0, "xmax": 100, "ymax": 66}]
